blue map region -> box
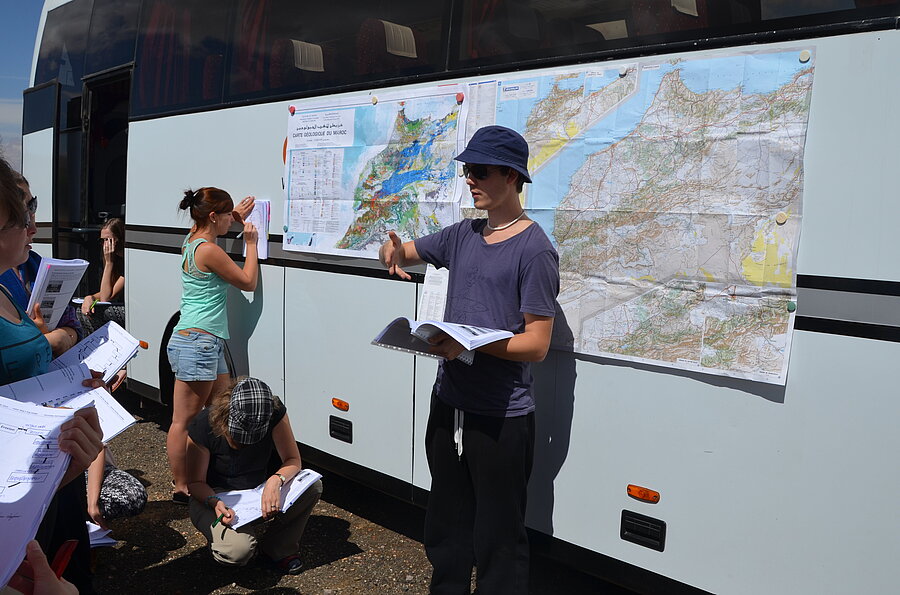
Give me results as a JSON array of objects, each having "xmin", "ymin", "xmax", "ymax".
[{"xmin": 494, "ymin": 50, "xmax": 810, "ymax": 240}]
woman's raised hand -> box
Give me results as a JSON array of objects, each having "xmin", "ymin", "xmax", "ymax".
[
  {"xmin": 232, "ymin": 196, "xmax": 255, "ymax": 224},
  {"xmin": 101, "ymin": 237, "xmax": 116, "ymax": 262}
]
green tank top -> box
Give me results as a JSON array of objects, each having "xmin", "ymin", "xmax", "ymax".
[
  {"xmin": 0, "ymin": 285, "xmax": 51, "ymax": 383},
  {"xmin": 174, "ymin": 235, "xmax": 231, "ymax": 339}
]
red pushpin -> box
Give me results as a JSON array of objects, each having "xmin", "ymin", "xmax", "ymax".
[
  {"xmin": 288, "ymin": 105, "xmax": 296, "ymax": 116},
  {"xmin": 456, "ymin": 92, "xmax": 465, "ymax": 104}
]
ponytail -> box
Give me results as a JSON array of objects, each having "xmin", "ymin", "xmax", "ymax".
[
  {"xmin": 179, "ymin": 187, "xmax": 233, "ymax": 228},
  {"xmin": 179, "ymin": 189, "xmax": 197, "ymax": 212}
]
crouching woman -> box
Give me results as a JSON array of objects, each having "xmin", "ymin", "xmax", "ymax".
[{"xmin": 185, "ymin": 377, "xmax": 323, "ymax": 574}]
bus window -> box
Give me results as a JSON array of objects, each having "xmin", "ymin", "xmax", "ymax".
[
  {"xmin": 34, "ymin": 0, "xmax": 93, "ymax": 130},
  {"xmin": 84, "ymin": 0, "xmax": 141, "ymax": 77},
  {"xmin": 131, "ymin": 0, "xmax": 230, "ymax": 116},
  {"xmin": 22, "ymin": 83, "xmax": 58, "ymax": 136},
  {"xmin": 227, "ymin": 0, "xmax": 449, "ymax": 101},
  {"xmin": 455, "ymin": 0, "xmax": 900, "ymax": 69}
]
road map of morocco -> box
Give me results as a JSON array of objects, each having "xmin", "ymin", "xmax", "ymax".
[{"xmin": 497, "ymin": 49, "xmax": 815, "ymax": 384}]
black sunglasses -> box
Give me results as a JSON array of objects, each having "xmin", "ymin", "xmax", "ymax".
[
  {"xmin": 462, "ymin": 164, "xmax": 501, "ymax": 180},
  {"xmin": 1, "ymin": 196, "xmax": 38, "ymax": 230}
]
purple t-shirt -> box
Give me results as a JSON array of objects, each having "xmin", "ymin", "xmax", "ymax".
[{"xmin": 414, "ymin": 219, "xmax": 559, "ymax": 417}]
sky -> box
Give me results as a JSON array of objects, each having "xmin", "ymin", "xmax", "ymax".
[{"xmin": 0, "ymin": 1, "xmax": 44, "ymax": 170}]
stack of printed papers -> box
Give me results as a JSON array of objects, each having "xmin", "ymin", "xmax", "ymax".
[
  {"xmin": 0, "ymin": 363, "xmax": 135, "ymax": 442},
  {"xmin": 25, "ymin": 257, "xmax": 89, "ymax": 330},
  {"xmin": 0, "ymin": 397, "xmax": 79, "ymax": 586},
  {"xmin": 86, "ymin": 522, "xmax": 117, "ymax": 548},
  {"xmin": 49, "ymin": 321, "xmax": 140, "ymax": 383},
  {"xmin": 215, "ymin": 469, "xmax": 322, "ymax": 529},
  {"xmin": 243, "ymin": 199, "xmax": 271, "ymax": 260}
]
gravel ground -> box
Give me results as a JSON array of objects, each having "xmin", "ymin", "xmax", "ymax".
[{"xmin": 93, "ymin": 391, "xmax": 635, "ymax": 595}]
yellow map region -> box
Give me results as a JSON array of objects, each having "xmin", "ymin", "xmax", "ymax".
[
  {"xmin": 740, "ymin": 220, "xmax": 793, "ymax": 287},
  {"xmin": 528, "ymin": 120, "xmax": 579, "ymax": 173}
]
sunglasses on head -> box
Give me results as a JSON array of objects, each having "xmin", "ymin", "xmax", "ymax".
[{"xmin": 462, "ymin": 164, "xmax": 503, "ymax": 180}]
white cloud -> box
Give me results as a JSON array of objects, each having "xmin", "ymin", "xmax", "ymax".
[
  {"xmin": 0, "ymin": 99, "xmax": 24, "ymax": 129},
  {"xmin": 0, "ymin": 99, "xmax": 24, "ymax": 170}
]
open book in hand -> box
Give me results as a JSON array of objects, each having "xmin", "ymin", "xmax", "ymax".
[
  {"xmin": 49, "ymin": 321, "xmax": 140, "ymax": 383},
  {"xmin": 215, "ymin": 469, "xmax": 323, "ymax": 529},
  {"xmin": 372, "ymin": 317, "xmax": 513, "ymax": 365}
]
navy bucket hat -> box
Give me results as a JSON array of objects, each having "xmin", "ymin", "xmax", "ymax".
[
  {"xmin": 454, "ymin": 125, "xmax": 532, "ymax": 183},
  {"xmin": 229, "ymin": 377, "xmax": 274, "ymax": 445}
]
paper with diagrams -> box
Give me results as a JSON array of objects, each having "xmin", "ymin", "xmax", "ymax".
[
  {"xmin": 0, "ymin": 396, "xmax": 79, "ymax": 586},
  {"xmin": 214, "ymin": 469, "xmax": 323, "ymax": 529},
  {"xmin": 0, "ymin": 363, "xmax": 134, "ymax": 442},
  {"xmin": 48, "ymin": 321, "xmax": 140, "ymax": 383}
]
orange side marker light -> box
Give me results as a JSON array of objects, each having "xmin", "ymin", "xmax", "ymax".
[
  {"xmin": 627, "ymin": 484, "xmax": 660, "ymax": 504},
  {"xmin": 332, "ymin": 398, "xmax": 350, "ymax": 412}
]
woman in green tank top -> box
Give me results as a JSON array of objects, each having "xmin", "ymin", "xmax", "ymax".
[{"xmin": 166, "ymin": 187, "xmax": 259, "ymax": 502}]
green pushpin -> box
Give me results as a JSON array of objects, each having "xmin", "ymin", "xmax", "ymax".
[
  {"xmin": 283, "ymin": 225, "xmax": 288, "ymax": 232},
  {"xmin": 787, "ymin": 301, "xmax": 797, "ymax": 312}
]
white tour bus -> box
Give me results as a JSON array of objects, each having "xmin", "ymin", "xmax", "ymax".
[{"xmin": 22, "ymin": 1, "xmax": 900, "ymax": 593}]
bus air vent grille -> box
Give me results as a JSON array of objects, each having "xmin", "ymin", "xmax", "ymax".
[
  {"xmin": 621, "ymin": 510, "xmax": 666, "ymax": 552},
  {"xmin": 329, "ymin": 416, "xmax": 353, "ymax": 444}
]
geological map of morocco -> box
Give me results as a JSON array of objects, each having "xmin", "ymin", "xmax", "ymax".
[
  {"xmin": 496, "ymin": 50, "xmax": 814, "ymax": 384},
  {"xmin": 284, "ymin": 87, "xmax": 465, "ymax": 258}
]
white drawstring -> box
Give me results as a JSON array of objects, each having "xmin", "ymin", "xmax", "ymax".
[{"xmin": 453, "ymin": 408, "xmax": 464, "ymax": 458}]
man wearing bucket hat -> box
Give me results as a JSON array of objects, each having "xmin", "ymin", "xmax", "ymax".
[
  {"xmin": 185, "ymin": 377, "xmax": 323, "ymax": 574},
  {"xmin": 379, "ymin": 125, "xmax": 560, "ymax": 594}
]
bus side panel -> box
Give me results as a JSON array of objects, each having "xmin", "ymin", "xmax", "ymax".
[
  {"xmin": 22, "ymin": 128, "xmax": 54, "ymax": 225},
  {"xmin": 533, "ymin": 332, "xmax": 900, "ymax": 595},
  {"xmin": 283, "ymin": 269, "xmax": 417, "ymax": 483},
  {"xmin": 125, "ymin": 249, "xmax": 181, "ymax": 389},
  {"xmin": 799, "ymin": 31, "xmax": 900, "ymax": 280},
  {"xmin": 126, "ymin": 107, "xmax": 286, "ymax": 233},
  {"xmin": 224, "ymin": 263, "xmax": 287, "ymax": 398},
  {"xmin": 412, "ymin": 354, "xmax": 439, "ymax": 491}
]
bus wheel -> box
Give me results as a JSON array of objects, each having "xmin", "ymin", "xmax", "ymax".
[{"xmin": 158, "ymin": 311, "xmax": 181, "ymax": 410}]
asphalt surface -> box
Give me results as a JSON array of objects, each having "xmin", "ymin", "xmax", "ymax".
[{"xmin": 93, "ymin": 390, "xmax": 636, "ymax": 594}]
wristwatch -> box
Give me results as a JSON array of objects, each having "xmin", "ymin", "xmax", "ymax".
[{"xmin": 274, "ymin": 473, "xmax": 287, "ymax": 486}]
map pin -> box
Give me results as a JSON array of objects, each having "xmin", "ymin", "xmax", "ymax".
[
  {"xmin": 371, "ymin": 96, "xmax": 378, "ymax": 105},
  {"xmin": 799, "ymin": 50, "xmax": 811, "ymax": 64},
  {"xmin": 456, "ymin": 92, "xmax": 465, "ymax": 104},
  {"xmin": 288, "ymin": 105, "xmax": 295, "ymax": 116}
]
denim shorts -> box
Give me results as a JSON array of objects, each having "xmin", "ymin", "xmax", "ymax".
[{"xmin": 166, "ymin": 330, "xmax": 228, "ymax": 382}]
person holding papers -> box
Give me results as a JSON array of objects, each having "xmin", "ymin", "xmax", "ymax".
[
  {"xmin": 166, "ymin": 187, "xmax": 258, "ymax": 504},
  {"xmin": 185, "ymin": 377, "xmax": 322, "ymax": 574},
  {"xmin": 6, "ymin": 540, "xmax": 78, "ymax": 595},
  {"xmin": 0, "ymin": 173, "xmax": 83, "ymax": 357},
  {"xmin": 378, "ymin": 126, "xmax": 559, "ymax": 595},
  {"xmin": 0, "ymin": 156, "xmax": 104, "ymax": 594},
  {"xmin": 78, "ymin": 217, "xmax": 125, "ymax": 334}
]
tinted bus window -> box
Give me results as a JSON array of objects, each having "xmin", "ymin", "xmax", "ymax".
[
  {"xmin": 23, "ymin": 84, "xmax": 58, "ymax": 135},
  {"xmin": 455, "ymin": 0, "xmax": 900, "ymax": 68},
  {"xmin": 84, "ymin": 0, "xmax": 141, "ymax": 76},
  {"xmin": 227, "ymin": 0, "xmax": 450, "ymax": 101},
  {"xmin": 34, "ymin": 0, "xmax": 93, "ymax": 130},
  {"xmin": 132, "ymin": 0, "xmax": 232, "ymax": 116}
]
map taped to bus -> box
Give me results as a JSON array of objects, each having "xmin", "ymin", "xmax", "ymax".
[
  {"xmin": 284, "ymin": 49, "xmax": 815, "ymax": 384},
  {"xmin": 283, "ymin": 85, "xmax": 467, "ymax": 257}
]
